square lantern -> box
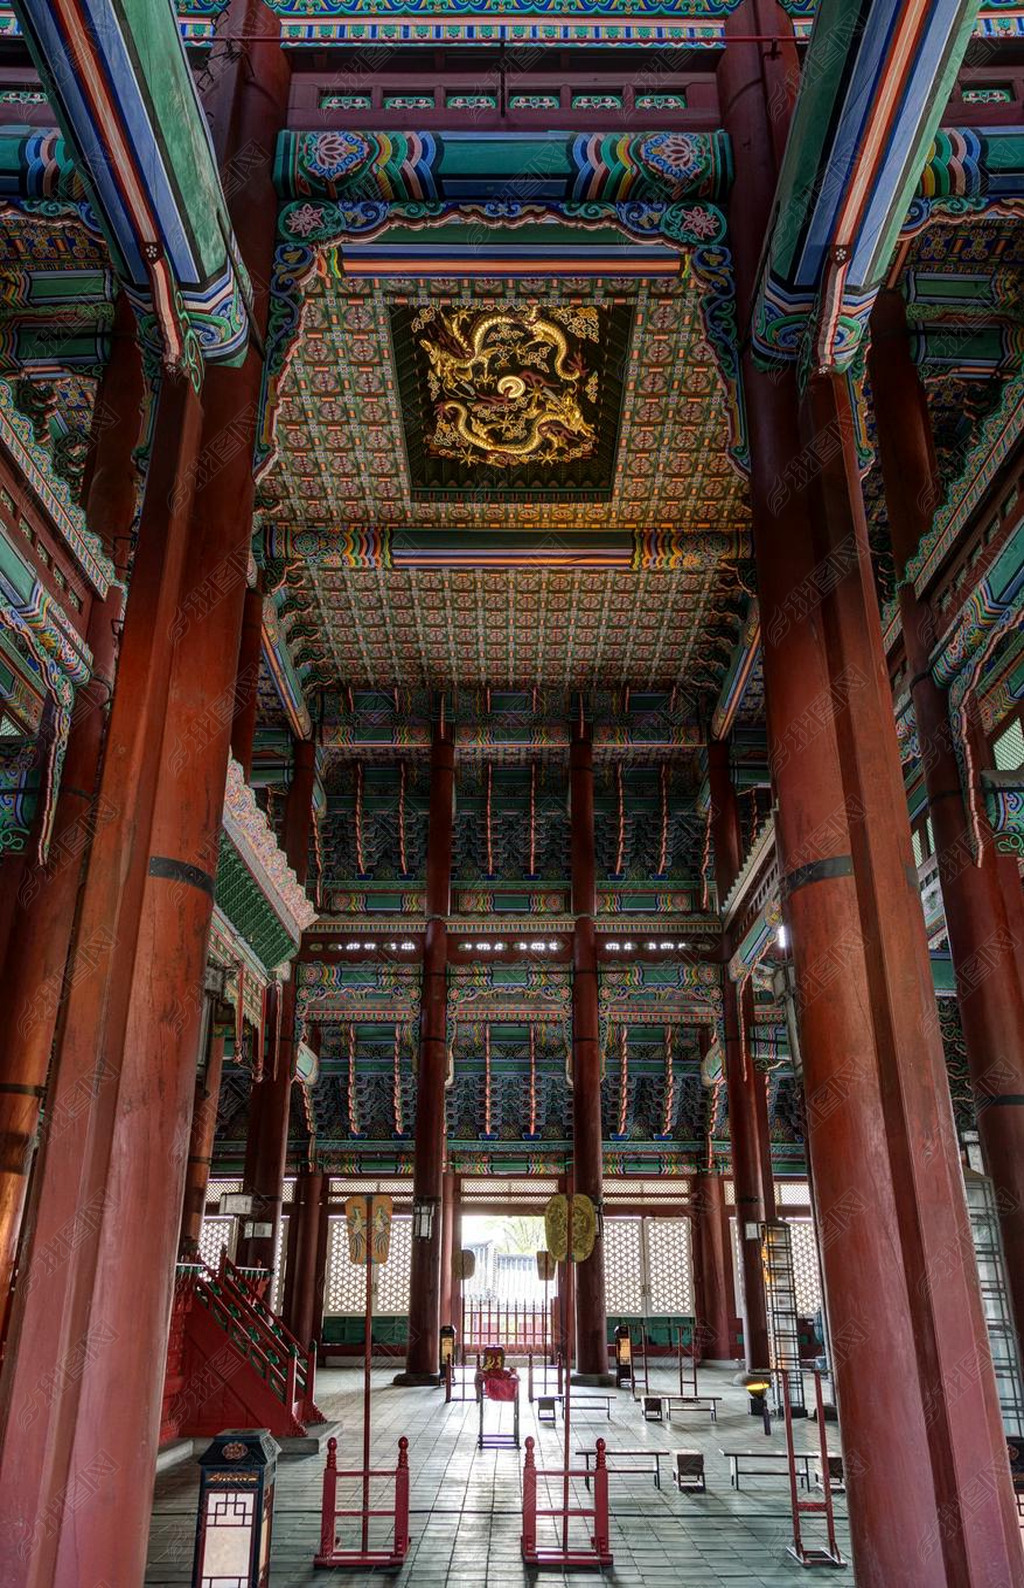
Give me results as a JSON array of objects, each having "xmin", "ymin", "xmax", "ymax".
[
  {"xmin": 192, "ymin": 1429, "xmax": 279, "ymax": 1588},
  {"xmin": 412, "ymin": 1197, "xmax": 439, "ymax": 1240}
]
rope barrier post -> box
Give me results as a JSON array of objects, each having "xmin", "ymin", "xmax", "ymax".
[
  {"xmin": 522, "ymin": 1437, "xmax": 537, "ymax": 1562},
  {"xmin": 593, "ymin": 1438, "xmax": 610, "ymax": 1562},
  {"xmin": 319, "ymin": 1436, "xmax": 338, "ymax": 1562},
  {"xmin": 394, "ymin": 1437, "xmax": 410, "ymax": 1558}
]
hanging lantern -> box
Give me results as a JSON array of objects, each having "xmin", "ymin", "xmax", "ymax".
[
  {"xmin": 412, "ymin": 1196, "xmax": 439, "ymax": 1241},
  {"xmin": 191, "ymin": 1430, "xmax": 279, "ymax": 1588}
]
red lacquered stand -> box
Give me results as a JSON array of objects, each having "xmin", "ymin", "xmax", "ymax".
[{"xmin": 314, "ymin": 1435, "xmax": 410, "ymax": 1568}]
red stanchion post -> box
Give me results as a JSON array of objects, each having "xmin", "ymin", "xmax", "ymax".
[
  {"xmin": 522, "ymin": 1436, "xmax": 537, "ymax": 1562},
  {"xmin": 394, "ymin": 1437, "xmax": 410, "ymax": 1558},
  {"xmin": 593, "ymin": 1438, "xmax": 610, "ymax": 1562},
  {"xmin": 319, "ymin": 1437, "xmax": 338, "ymax": 1562}
]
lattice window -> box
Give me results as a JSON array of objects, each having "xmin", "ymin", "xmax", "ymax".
[
  {"xmin": 329, "ymin": 1177, "xmax": 412, "ymax": 1200},
  {"xmin": 788, "ymin": 1220, "xmax": 823, "ymax": 1314},
  {"xmin": 325, "ymin": 1217, "xmax": 366, "ymax": 1314},
  {"xmin": 646, "ymin": 1218, "xmax": 693, "ymax": 1314},
  {"xmin": 198, "ymin": 1217, "xmax": 234, "ymax": 1272},
  {"xmin": 325, "ymin": 1213, "xmax": 412, "ymax": 1314},
  {"xmin": 776, "ymin": 1180, "xmax": 811, "ymax": 1207},
  {"xmin": 375, "ymin": 1216, "xmax": 412, "ymax": 1314},
  {"xmin": 205, "ymin": 1179, "xmax": 241, "ymax": 1213},
  {"xmin": 603, "ymin": 1217, "xmax": 644, "ymax": 1314}
]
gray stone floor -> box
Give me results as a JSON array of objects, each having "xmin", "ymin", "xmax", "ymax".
[{"xmin": 147, "ymin": 1364, "xmax": 855, "ymax": 1586}]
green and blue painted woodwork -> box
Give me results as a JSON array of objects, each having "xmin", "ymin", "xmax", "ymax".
[
  {"xmin": 8, "ymin": 3, "xmax": 249, "ymax": 382},
  {"xmin": 982, "ymin": 773, "xmax": 1024, "ymax": 855},
  {"xmin": 0, "ymin": 519, "xmax": 90, "ymax": 858},
  {"xmin": 932, "ymin": 519, "xmax": 1024, "ymax": 849},
  {"xmin": 754, "ymin": 2, "xmax": 997, "ymax": 374}
]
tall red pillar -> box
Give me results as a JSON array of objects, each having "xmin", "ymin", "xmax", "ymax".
[
  {"xmin": 721, "ymin": 8, "xmax": 1024, "ymax": 1580},
  {"xmin": 236, "ymin": 741, "xmax": 315, "ymax": 1274},
  {"xmin": 440, "ymin": 1167, "xmax": 455, "ymax": 1328},
  {"xmin": 0, "ymin": 302, "xmax": 144, "ymax": 1317},
  {"xmin": 691, "ymin": 1171, "xmax": 737, "ymax": 1364},
  {"xmin": 283, "ymin": 1169, "xmax": 325, "ymax": 1349},
  {"xmin": 0, "ymin": 12, "xmax": 291, "ymax": 1582},
  {"xmin": 284, "ymin": 736, "xmax": 316, "ymax": 886},
  {"xmin": 237, "ymin": 981, "xmax": 296, "ymax": 1275},
  {"xmin": 179, "ymin": 1023, "xmax": 227, "ymax": 1257},
  {"xmin": 396, "ymin": 721, "xmax": 454, "ymax": 1384},
  {"xmin": 708, "ymin": 740, "xmax": 773, "ymax": 1370},
  {"xmin": 870, "ymin": 289, "xmax": 1024, "ymax": 1343},
  {"xmin": 231, "ymin": 579, "xmax": 264, "ymax": 780},
  {"xmin": 721, "ymin": 982, "xmax": 772, "ymax": 1372},
  {"xmin": 570, "ymin": 719, "xmax": 611, "ymax": 1384}
]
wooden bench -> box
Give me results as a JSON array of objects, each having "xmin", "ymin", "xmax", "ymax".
[
  {"xmin": 643, "ymin": 1394, "xmax": 721, "ymax": 1424},
  {"xmin": 534, "ymin": 1393, "xmax": 614, "ymax": 1422},
  {"xmin": 674, "ymin": 1450, "xmax": 706, "ymax": 1494},
  {"xmin": 578, "ymin": 1446, "xmax": 668, "ymax": 1490},
  {"xmin": 721, "ymin": 1449, "xmax": 813, "ymax": 1490}
]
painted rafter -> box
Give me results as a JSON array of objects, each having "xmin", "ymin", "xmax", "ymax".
[
  {"xmin": 755, "ymin": 2, "xmax": 985, "ymax": 374},
  {"xmin": 6, "ymin": 6, "xmax": 249, "ymax": 380}
]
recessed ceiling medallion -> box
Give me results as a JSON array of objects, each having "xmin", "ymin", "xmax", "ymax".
[{"xmin": 392, "ymin": 299, "xmax": 632, "ymax": 502}]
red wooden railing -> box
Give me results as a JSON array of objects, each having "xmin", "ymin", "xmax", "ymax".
[
  {"xmin": 464, "ymin": 1300, "xmax": 550, "ymax": 1358},
  {"xmin": 314, "ymin": 1435, "xmax": 410, "ymax": 1569},
  {"xmin": 521, "ymin": 1436, "xmax": 613, "ymax": 1569},
  {"xmin": 177, "ymin": 1254, "xmax": 320, "ymax": 1423}
]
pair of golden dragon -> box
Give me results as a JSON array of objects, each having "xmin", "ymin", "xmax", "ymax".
[{"xmin": 419, "ymin": 307, "xmax": 596, "ymax": 465}]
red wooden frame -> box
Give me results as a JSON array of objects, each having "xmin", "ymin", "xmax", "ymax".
[{"xmin": 314, "ymin": 1436, "xmax": 410, "ymax": 1569}]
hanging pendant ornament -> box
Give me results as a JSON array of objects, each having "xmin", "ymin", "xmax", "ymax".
[{"xmin": 536, "ymin": 1250, "xmax": 556, "ymax": 1283}]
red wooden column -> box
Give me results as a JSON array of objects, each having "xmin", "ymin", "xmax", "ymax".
[
  {"xmin": 179, "ymin": 1023, "xmax": 227, "ymax": 1257},
  {"xmin": 231, "ymin": 578, "xmax": 264, "ymax": 780},
  {"xmin": 451, "ymin": 1172, "xmax": 463, "ymax": 1342},
  {"xmin": 570, "ymin": 717, "xmax": 611, "ymax": 1384},
  {"xmin": 237, "ymin": 983, "xmax": 294, "ymax": 1274},
  {"xmin": 691, "ymin": 1171, "xmax": 736, "ymax": 1364},
  {"xmin": 707, "ymin": 740, "xmax": 772, "ymax": 1370},
  {"xmin": 721, "ymin": 8, "xmax": 1024, "ymax": 1581},
  {"xmin": 0, "ymin": 13, "xmax": 291, "ymax": 1583},
  {"xmin": 397, "ymin": 721, "xmax": 454, "ymax": 1384},
  {"xmin": 439, "ymin": 1167, "xmax": 455, "ymax": 1328},
  {"xmin": 284, "ymin": 736, "xmax": 316, "ymax": 886},
  {"xmin": 283, "ymin": 1169, "xmax": 325, "ymax": 1349},
  {"xmin": 870, "ymin": 289, "xmax": 1024, "ymax": 1340},
  {"xmin": 237, "ymin": 737, "xmax": 315, "ymax": 1272},
  {"xmin": 0, "ymin": 302, "xmax": 144, "ymax": 1317}
]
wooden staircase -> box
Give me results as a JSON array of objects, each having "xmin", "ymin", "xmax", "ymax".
[{"xmin": 161, "ymin": 1251, "xmax": 324, "ymax": 1442}]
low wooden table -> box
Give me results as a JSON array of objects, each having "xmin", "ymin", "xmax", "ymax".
[
  {"xmin": 534, "ymin": 1393, "xmax": 614, "ymax": 1422},
  {"xmin": 643, "ymin": 1394, "xmax": 721, "ymax": 1424},
  {"xmin": 578, "ymin": 1446, "xmax": 668, "ymax": 1490},
  {"xmin": 721, "ymin": 1449, "xmax": 813, "ymax": 1490}
]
